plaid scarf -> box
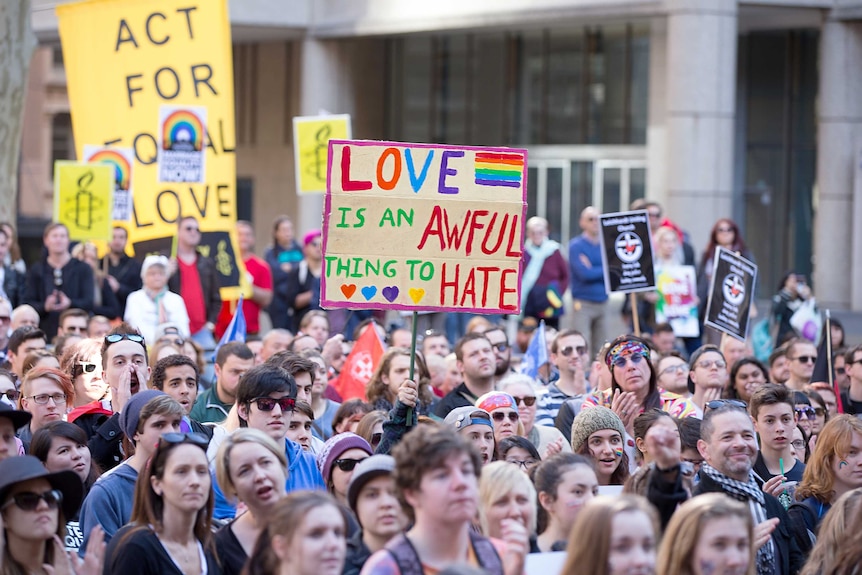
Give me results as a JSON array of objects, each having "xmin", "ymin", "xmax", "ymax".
[{"xmin": 701, "ymin": 463, "xmax": 775, "ymax": 575}]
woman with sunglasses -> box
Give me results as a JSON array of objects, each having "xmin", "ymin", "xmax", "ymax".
[
  {"xmin": 0, "ymin": 454, "xmax": 104, "ymax": 575},
  {"xmin": 317, "ymin": 432, "xmax": 373, "ymax": 508},
  {"xmin": 31, "ymin": 420, "xmax": 101, "ymax": 553},
  {"xmin": 59, "ymin": 339, "xmax": 107, "ymax": 410},
  {"xmin": 475, "ymin": 392, "xmax": 523, "ymax": 452},
  {"xmin": 366, "ymin": 348, "xmax": 436, "ymax": 416},
  {"xmin": 214, "ymin": 428, "xmax": 288, "ymax": 575},
  {"xmin": 104, "ymin": 432, "xmax": 215, "ymax": 575},
  {"xmin": 498, "ymin": 374, "xmax": 570, "ymax": 458},
  {"xmin": 793, "ymin": 392, "xmax": 817, "ymax": 438}
]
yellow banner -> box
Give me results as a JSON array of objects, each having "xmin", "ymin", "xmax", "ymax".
[
  {"xmin": 53, "ymin": 161, "xmax": 114, "ymax": 242},
  {"xmin": 57, "ymin": 0, "xmax": 244, "ymax": 298},
  {"xmin": 293, "ymin": 115, "xmax": 352, "ymax": 195}
]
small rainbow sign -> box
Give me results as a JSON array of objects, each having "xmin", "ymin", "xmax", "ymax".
[
  {"xmin": 474, "ymin": 152, "xmax": 525, "ymax": 188},
  {"xmin": 88, "ymin": 149, "xmax": 131, "ymax": 191},
  {"xmin": 162, "ymin": 109, "xmax": 204, "ymax": 151}
]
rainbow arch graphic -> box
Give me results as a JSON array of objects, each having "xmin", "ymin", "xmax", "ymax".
[
  {"xmin": 88, "ymin": 149, "xmax": 131, "ymax": 190},
  {"xmin": 162, "ymin": 109, "xmax": 204, "ymax": 151}
]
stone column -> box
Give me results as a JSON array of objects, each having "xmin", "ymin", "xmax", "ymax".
[
  {"xmin": 663, "ymin": 0, "xmax": 738, "ymax": 253},
  {"xmin": 816, "ymin": 18, "xmax": 862, "ymax": 309},
  {"xmin": 646, "ymin": 17, "xmax": 668, "ymax": 208}
]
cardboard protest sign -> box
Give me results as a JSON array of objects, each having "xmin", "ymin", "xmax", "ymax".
[
  {"xmin": 655, "ymin": 265, "xmax": 700, "ymax": 337},
  {"xmin": 83, "ymin": 146, "xmax": 134, "ymax": 222},
  {"xmin": 321, "ymin": 140, "xmax": 528, "ymax": 313},
  {"xmin": 53, "ymin": 161, "xmax": 114, "ymax": 242},
  {"xmin": 158, "ymin": 105, "xmax": 207, "ymax": 183},
  {"xmin": 704, "ymin": 247, "xmax": 757, "ymax": 342},
  {"xmin": 57, "ymin": 0, "xmax": 243, "ymax": 298},
  {"xmin": 598, "ymin": 210, "xmax": 655, "ymax": 293},
  {"xmin": 293, "ymin": 114, "xmax": 351, "ymax": 195}
]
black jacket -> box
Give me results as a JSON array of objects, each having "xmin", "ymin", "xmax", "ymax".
[
  {"xmin": 24, "ymin": 258, "xmax": 94, "ymax": 338},
  {"xmin": 101, "ymin": 253, "xmax": 142, "ymax": 314},
  {"xmin": 693, "ymin": 472, "xmax": 807, "ymax": 574},
  {"xmin": 343, "ymin": 530, "xmax": 372, "ymax": 575},
  {"xmin": 2, "ymin": 265, "xmax": 26, "ymax": 308},
  {"xmin": 168, "ymin": 253, "xmax": 223, "ymax": 325}
]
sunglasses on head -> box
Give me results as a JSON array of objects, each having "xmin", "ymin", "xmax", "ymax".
[
  {"xmin": 334, "ymin": 457, "xmax": 367, "ymax": 472},
  {"xmin": 705, "ymin": 399, "xmax": 747, "ymax": 411},
  {"xmin": 492, "ymin": 411, "xmax": 519, "ymax": 423},
  {"xmin": 249, "ymin": 396, "xmax": 296, "ymax": 412},
  {"xmin": 159, "ymin": 432, "xmax": 210, "ymax": 449},
  {"xmin": 105, "ymin": 333, "xmax": 146, "ymax": 346},
  {"xmin": 795, "ymin": 406, "xmax": 816, "ymax": 420},
  {"xmin": 511, "ymin": 395, "xmax": 536, "ymax": 407},
  {"xmin": 560, "ymin": 345, "xmax": 587, "ymax": 357},
  {"xmin": 2, "ymin": 489, "xmax": 63, "ymax": 511}
]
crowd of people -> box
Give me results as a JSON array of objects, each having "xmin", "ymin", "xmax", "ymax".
[{"xmin": 0, "ymin": 212, "xmax": 859, "ymax": 575}]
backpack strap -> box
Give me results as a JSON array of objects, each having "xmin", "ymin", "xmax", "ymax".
[
  {"xmin": 469, "ymin": 531, "xmax": 504, "ymax": 575},
  {"xmin": 386, "ymin": 534, "xmax": 424, "ymax": 575}
]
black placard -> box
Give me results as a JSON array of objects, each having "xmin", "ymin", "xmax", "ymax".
[
  {"xmin": 132, "ymin": 231, "xmax": 240, "ymax": 290},
  {"xmin": 704, "ymin": 247, "xmax": 758, "ymax": 342},
  {"xmin": 598, "ymin": 210, "xmax": 655, "ymax": 294}
]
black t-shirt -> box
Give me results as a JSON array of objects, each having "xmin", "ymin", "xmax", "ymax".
[
  {"xmin": 754, "ymin": 452, "xmax": 805, "ymax": 483},
  {"xmin": 105, "ymin": 524, "xmax": 221, "ymax": 575}
]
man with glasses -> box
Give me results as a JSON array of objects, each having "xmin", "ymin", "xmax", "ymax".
[
  {"xmin": 483, "ymin": 326, "xmax": 513, "ymax": 383},
  {"xmin": 434, "ymin": 333, "xmax": 497, "ymax": 419},
  {"xmin": 568, "ymin": 206, "xmax": 609, "ymax": 350},
  {"xmin": 784, "ymin": 339, "xmax": 817, "ymax": 391},
  {"xmin": 190, "ymin": 341, "xmax": 254, "ymax": 424},
  {"xmin": 687, "ymin": 345, "xmax": 729, "ymax": 417},
  {"xmin": 841, "ymin": 344, "xmax": 862, "ymax": 417},
  {"xmin": 56, "ymin": 308, "xmax": 88, "ymax": 338},
  {"xmin": 750, "ymin": 384, "xmax": 806, "ymax": 489},
  {"xmin": 536, "ymin": 330, "xmax": 589, "ymax": 427},
  {"xmin": 212, "ymin": 363, "xmax": 324, "ymax": 519},
  {"xmin": 694, "ymin": 401, "xmax": 807, "ymax": 574},
  {"xmin": 18, "ymin": 367, "xmax": 71, "ymax": 451},
  {"xmin": 6, "ymin": 326, "xmax": 47, "ymax": 379},
  {"xmin": 168, "ymin": 216, "xmax": 222, "ymax": 350}
]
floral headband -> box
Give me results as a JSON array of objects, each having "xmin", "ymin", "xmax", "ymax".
[{"xmin": 605, "ymin": 340, "xmax": 650, "ymax": 368}]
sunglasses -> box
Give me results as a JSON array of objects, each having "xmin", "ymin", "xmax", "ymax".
[
  {"xmin": 705, "ymin": 399, "xmax": 747, "ymax": 411},
  {"xmin": 27, "ymin": 393, "xmax": 67, "ymax": 405},
  {"xmin": 334, "ymin": 457, "xmax": 367, "ymax": 472},
  {"xmin": 795, "ymin": 406, "xmax": 816, "ymax": 420},
  {"xmin": 492, "ymin": 412, "xmax": 519, "ymax": 423},
  {"xmin": 792, "ymin": 356, "xmax": 817, "ymax": 364},
  {"xmin": 511, "ymin": 396, "xmax": 537, "ymax": 407},
  {"xmin": 370, "ymin": 432, "xmax": 383, "ymax": 447},
  {"xmin": 78, "ymin": 362, "xmax": 98, "ymax": 374},
  {"xmin": 159, "ymin": 432, "xmax": 210, "ymax": 449},
  {"xmin": 157, "ymin": 336, "xmax": 185, "ymax": 347},
  {"xmin": 813, "ymin": 407, "xmax": 826, "ymax": 417},
  {"xmin": 491, "ymin": 342, "xmax": 509, "ymax": 352},
  {"xmin": 2, "ymin": 489, "xmax": 63, "ymax": 511},
  {"xmin": 249, "ymin": 396, "xmax": 296, "ymax": 412},
  {"xmin": 560, "ymin": 345, "xmax": 587, "ymax": 357},
  {"xmin": 696, "ymin": 359, "xmax": 727, "ymax": 370},
  {"xmin": 716, "ymin": 226, "xmax": 734, "ymax": 233},
  {"xmin": 611, "ymin": 354, "xmax": 647, "ymax": 369},
  {"xmin": 0, "ymin": 389, "xmax": 19, "ymax": 402}
]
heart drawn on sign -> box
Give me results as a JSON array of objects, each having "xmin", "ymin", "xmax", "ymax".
[
  {"xmin": 408, "ymin": 288, "xmax": 425, "ymax": 304},
  {"xmin": 382, "ymin": 286, "xmax": 399, "ymax": 302},
  {"xmin": 361, "ymin": 286, "xmax": 377, "ymax": 301},
  {"xmin": 341, "ymin": 284, "xmax": 357, "ymax": 298}
]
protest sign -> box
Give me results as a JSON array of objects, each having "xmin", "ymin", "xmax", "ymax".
[
  {"xmin": 53, "ymin": 161, "xmax": 114, "ymax": 242},
  {"xmin": 704, "ymin": 247, "xmax": 757, "ymax": 342},
  {"xmin": 158, "ymin": 105, "xmax": 207, "ymax": 183},
  {"xmin": 83, "ymin": 146, "xmax": 134, "ymax": 222},
  {"xmin": 598, "ymin": 210, "xmax": 655, "ymax": 293},
  {"xmin": 655, "ymin": 265, "xmax": 700, "ymax": 337},
  {"xmin": 321, "ymin": 140, "xmax": 528, "ymax": 313},
  {"xmin": 293, "ymin": 114, "xmax": 351, "ymax": 195},
  {"xmin": 57, "ymin": 0, "xmax": 243, "ymax": 298}
]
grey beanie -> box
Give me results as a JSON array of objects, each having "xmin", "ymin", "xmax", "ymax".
[
  {"xmin": 119, "ymin": 389, "xmax": 166, "ymax": 440},
  {"xmin": 347, "ymin": 454, "xmax": 396, "ymax": 513},
  {"xmin": 570, "ymin": 405, "xmax": 627, "ymax": 452}
]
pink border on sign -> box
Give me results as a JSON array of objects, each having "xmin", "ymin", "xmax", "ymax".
[{"xmin": 320, "ymin": 139, "xmax": 528, "ymax": 314}]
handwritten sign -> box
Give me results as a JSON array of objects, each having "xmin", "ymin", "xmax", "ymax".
[
  {"xmin": 293, "ymin": 114, "xmax": 351, "ymax": 195},
  {"xmin": 704, "ymin": 248, "xmax": 757, "ymax": 342},
  {"xmin": 83, "ymin": 145, "xmax": 134, "ymax": 221},
  {"xmin": 57, "ymin": 0, "xmax": 243, "ymax": 298},
  {"xmin": 598, "ymin": 210, "xmax": 655, "ymax": 293},
  {"xmin": 53, "ymin": 161, "xmax": 114, "ymax": 242},
  {"xmin": 321, "ymin": 140, "xmax": 527, "ymax": 313},
  {"xmin": 655, "ymin": 265, "xmax": 700, "ymax": 337}
]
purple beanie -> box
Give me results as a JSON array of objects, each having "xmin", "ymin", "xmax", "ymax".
[{"xmin": 316, "ymin": 432, "xmax": 373, "ymax": 483}]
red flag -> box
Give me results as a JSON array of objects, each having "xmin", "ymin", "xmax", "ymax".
[{"xmin": 332, "ymin": 324, "xmax": 384, "ymax": 401}]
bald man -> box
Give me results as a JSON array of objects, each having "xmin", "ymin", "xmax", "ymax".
[{"xmin": 567, "ymin": 206, "xmax": 608, "ymax": 351}]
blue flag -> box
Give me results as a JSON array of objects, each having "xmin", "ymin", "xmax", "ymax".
[
  {"xmin": 519, "ymin": 320, "xmax": 547, "ymax": 379},
  {"xmin": 212, "ymin": 296, "xmax": 246, "ymax": 362}
]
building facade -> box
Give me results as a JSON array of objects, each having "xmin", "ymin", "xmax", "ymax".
[{"xmin": 26, "ymin": 0, "xmax": 862, "ymax": 309}]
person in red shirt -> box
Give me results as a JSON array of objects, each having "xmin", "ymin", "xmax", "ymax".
[
  {"xmin": 168, "ymin": 216, "xmax": 223, "ymax": 349},
  {"xmin": 216, "ymin": 221, "xmax": 273, "ymax": 338}
]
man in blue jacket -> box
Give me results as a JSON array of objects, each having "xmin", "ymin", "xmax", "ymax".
[
  {"xmin": 568, "ymin": 206, "xmax": 608, "ymax": 352},
  {"xmin": 212, "ymin": 363, "xmax": 324, "ymax": 519}
]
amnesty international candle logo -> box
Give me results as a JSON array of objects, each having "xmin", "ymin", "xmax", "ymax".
[
  {"xmin": 53, "ymin": 161, "xmax": 114, "ymax": 242},
  {"xmin": 159, "ymin": 105, "xmax": 207, "ymax": 183},
  {"xmin": 722, "ymin": 273, "xmax": 746, "ymax": 306},
  {"xmin": 615, "ymin": 232, "xmax": 643, "ymax": 263}
]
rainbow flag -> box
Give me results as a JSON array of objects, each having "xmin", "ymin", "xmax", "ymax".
[{"xmin": 474, "ymin": 152, "xmax": 525, "ymax": 188}]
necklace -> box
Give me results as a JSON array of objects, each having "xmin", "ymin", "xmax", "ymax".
[{"xmin": 157, "ymin": 534, "xmax": 202, "ymax": 575}]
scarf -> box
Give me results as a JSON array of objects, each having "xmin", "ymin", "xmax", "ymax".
[
  {"xmin": 701, "ymin": 463, "xmax": 775, "ymax": 575},
  {"xmin": 521, "ymin": 239, "xmax": 559, "ymax": 311}
]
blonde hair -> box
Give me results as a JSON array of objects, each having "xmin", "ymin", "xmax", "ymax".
[
  {"xmin": 479, "ymin": 461, "xmax": 537, "ymax": 535},
  {"xmin": 215, "ymin": 428, "xmax": 288, "ymax": 500},
  {"xmin": 560, "ymin": 495, "xmax": 659, "ymax": 575},
  {"xmin": 799, "ymin": 488, "xmax": 862, "ymax": 575},
  {"xmin": 656, "ymin": 493, "xmax": 754, "ymax": 575}
]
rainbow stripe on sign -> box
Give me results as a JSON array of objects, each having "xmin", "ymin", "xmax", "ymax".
[
  {"xmin": 474, "ymin": 152, "xmax": 524, "ymax": 188},
  {"xmin": 88, "ymin": 149, "xmax": 131, "ymax": 191},
  {"xmin": 162, "ymin": 110, "xmax": 204, "ymax": 151}
]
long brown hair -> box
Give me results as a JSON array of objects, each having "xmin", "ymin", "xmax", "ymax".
[
  {"xmin": 796, "ymin": 415, "xmax": 862, "ymax": 503},
  {"xmin": 365, "ymin": 347, "xmax": 434, "ymax": 407}
]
